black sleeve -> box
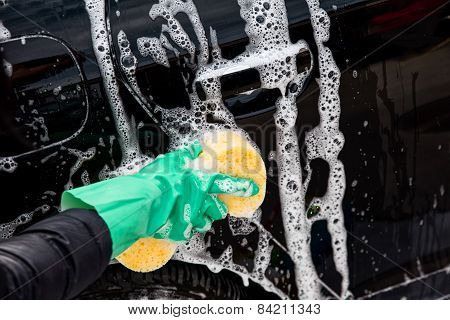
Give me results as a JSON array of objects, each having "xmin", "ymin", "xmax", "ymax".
[{"xmin": 0, "ymin": 209, "xmax": 112, "ymax": 299}]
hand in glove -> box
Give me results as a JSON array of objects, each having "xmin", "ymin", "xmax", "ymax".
[{"xmin": 61, "ymin": 142, "xmax": 259, "ymax": 258}]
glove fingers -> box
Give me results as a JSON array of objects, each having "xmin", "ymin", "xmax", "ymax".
[
  {"xmin": 205, "ymin": 195, "xmax": 228, "ymax": 220},
  {"xmin": 193, "ymin": 216, "xmax": 213, "ymax": 234},
  {"xmin": 193, "ymin": 196, "xmax": 226, "ymax": 233},
  {"xmin": 207, "ymin": 173, "xmax": 259, "ymax": 196},
  {"xmin": 178, "ymin": 140, "xmax": 203, "ymax": 161},
  {"xmin": 191, "ymin": 196, "xmax": 226, "ymax": 228}
]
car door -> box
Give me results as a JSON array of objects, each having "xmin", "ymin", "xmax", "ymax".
[
  {"xmin": 105, "ymin": 0, "xmax": 450, "ymax": 299},
  {"xmin": 1, "ymin": 0, "xmax": 449, "ymax": 300}
]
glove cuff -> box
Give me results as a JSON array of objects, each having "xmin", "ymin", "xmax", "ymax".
[{"xmin": 61, "ymin": 175, "xmax": 161, "ymax": 258}]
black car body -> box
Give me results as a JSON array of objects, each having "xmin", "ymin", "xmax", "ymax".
[{"xmin": 0, "ymin": 0, "xmax": 449, "ymax": 299}]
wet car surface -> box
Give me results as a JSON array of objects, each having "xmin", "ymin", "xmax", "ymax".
[{"xmin": 0, "ymin": 0, "xmax": 449, "ymax": 299}]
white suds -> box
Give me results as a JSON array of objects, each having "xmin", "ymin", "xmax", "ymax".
[
  {"xmin": 0, "ymin": 20, "xmax": 12, "ymax": 78},
  {"xmin": 0, "ymin": 205, "xmax": 50, "ymax": 239},
  {"xmin": 0, "ymin": 157, "xmax": 18, "ymax": 173},
  {"xmin": 137, "ymin": 37, "xmax": 169, "ymax": 67},
  {"xmin": 84, "ymin": 0, "xmax": 150, "ymax": 178},
  {"xmin": 303, "ymin": 0, "xmax": 349, "ymax": 298},
  {"xmin": 64, "ymin": 147, "xmax": 96, "ymax": 190},
  {"xmin": 118, "ymin": 30, "xmax": 163, "ymax": 130},
  {"xmin": 0, "ymin": 20, "xmax": 10, "ymax": 41},
  {"xmin": 150, "ymin": 0, "xmax": 208, "ymax": 65}
]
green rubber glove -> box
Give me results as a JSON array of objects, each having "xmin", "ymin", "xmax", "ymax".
[{"xmin": 61, "ymin": 141, "xmax": 259, "ymax": 258}]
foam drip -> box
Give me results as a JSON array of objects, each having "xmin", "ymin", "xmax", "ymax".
[
  {"xmin": 84, "ymin": 0, "xmax": 150, "ymax": 177},
  {"xmin": 303, "ymin": 0, "xmax": 350, "ymax": 298},
  {"xmin": 160, "ymin": 33, "xmax": 180, "ymax": 58},
  {"xmin": 117, "ymin": 30, "xmax": 138, "ymax": 89},
  {"xmin": 203, "ymin": 0, "xmax": 338, "ymax": 299},
  {"xmin": 270, "ymin": 0, "xmax": 350, "ymax": 299},
  {"xmin": 174, "ymin": 231, "xmax": 288, "ymax": 299},
  {"xmin": 117, "ymin": 31, "xmax": 163, "ymax": 130},
  {"xmin": 275, "ymin": 84, "xmax": 321, "ymax": 298},
  {"xmin": 0, "ymin": 20, "xmax": 10, "ymax": 40},
  {"xmin": 64, "ymin": 147, "xmax": 96, "ymax": 190},
  {"xmin": 0, "ymin": 20, "xmax": 12, "ymax": 79}
]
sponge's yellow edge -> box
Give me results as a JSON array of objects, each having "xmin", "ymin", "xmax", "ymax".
[
  {"xmin": 116, "ymin": 238, "xmax": 177, "ymax": 273},
  {"xmin": 195, "ymin": 129, "xmax": 267, "ymax": 218}
]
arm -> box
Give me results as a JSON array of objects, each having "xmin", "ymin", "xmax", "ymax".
[{"xmin": 0, "ymin": 209, "xmax": 112, "ymax": 299}]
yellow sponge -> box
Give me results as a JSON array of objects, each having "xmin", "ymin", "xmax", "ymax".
[
  {"xmin": 193, "ymin": 129, "xmax": 267, "ymax": 218},
  {"xmin": 116, "ymin": 238, "xmax": 177, "ymax": 273}
]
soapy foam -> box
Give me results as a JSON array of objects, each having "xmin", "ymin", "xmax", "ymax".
[
  {"xmin": 117, "ymin": 31, "xmax": 163, "ymax": 130},
  {"xmin": 160, "ymin": 33, "xmax": 180, "ymax": 57},
  {"xmin": 0, "ymin": 205, "xmax": 50, "ymax": 239},
  {"xmin": 174, "ymin": 232, "xmax": 289, "ymax": 299},
  {"xmin": 137, "ymin": 37, "xmax": 169, "ymax": 67},
  {"xmin": 0, "ymin": 157, "xmax": 18, "ymax": 173},
  {"xmin": 197, "ymin": 0, "xmax": 310, "ymax": 96},
  {"xmin": 0, "ymin": 20, "xmax": 10, "ymax": 40},
  {"xmin": 149, "ymin": 0, "xmax": 208, "ymax": 65},
  {"xmin": 0, "ymin": 20, "xmax": 12, "ymax": 78},
  {"xmin": 303, "ymin": 0, "xmax": 349, "ymax": 298},
  {"xmin": 117, "ymin": 31, "xmax": 138, "ymax": 89},
  {"xmin": 0, "ymin": 20, "xmax": 12, "ymax": 81},
  {"xmin": 81, "ymin": 170, "xmax": 91, "ymax": 185},
  {"xmin": 64, "ymin": 147, "xmax": 96, "ymax": 190},
  {"xmin": 84, "ymin": 0, "xmax": 150, "ymax": 177}
]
